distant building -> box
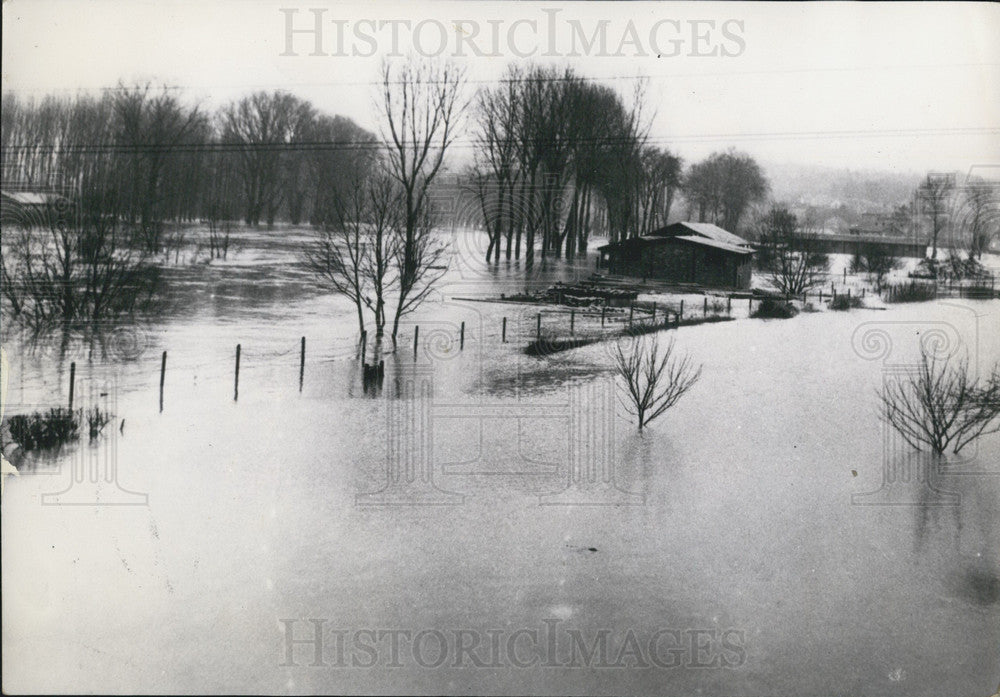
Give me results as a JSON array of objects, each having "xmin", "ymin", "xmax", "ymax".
[
  {"xmin": 850, "ymin": 210, "xmax": 911, "ymax": 238},
  {"xmin": 785, "ymin": 232, "xmax": 926, "ymax": 258},
  {"xmin": 597, "ymin": 222, "xmax": 755, "ymax": 290}
]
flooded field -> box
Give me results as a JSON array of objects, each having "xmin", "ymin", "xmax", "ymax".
[{"xmin": 2, "ymin": 226, "xmax": 999, "ymax": 695}]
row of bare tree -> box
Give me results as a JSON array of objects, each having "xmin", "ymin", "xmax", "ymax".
[
  {"xmin": 1, "ymin": 85, "xmax": 376, "ymax": 235},
  {"xmin": 1, "ymin": 60, "xmax": 779, "ymax": 335},
  {"xmin": 466, "ymin": 66, "xmax": 772, "ymax": 264}
]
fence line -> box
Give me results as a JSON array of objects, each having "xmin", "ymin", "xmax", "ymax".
[{"xmin": 10, "ymin": 272, "xmax": 998, "ymax": 415}]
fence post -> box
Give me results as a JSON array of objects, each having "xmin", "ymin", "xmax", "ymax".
[
  {"xmin": 601, "ymin": 306, "xmax": 606, "ymax": 327},
  {"xmin": 680, "ymin": 299, "xmax": 684, "ymax": 319},
  {"xmin": 299, "ymin": 336, "xmax": 306, "ymax": 391},
  {"xmin": 502, "ymin": 317, "xmax": 507, "ymax": 343},
  {"xmin": 68, "ymin": 361, "xmax": 76, "ymax": 410},
  {"xmin": 460, "ymin": 321, "xmax": 465, "ymax": 350},
  {"xmin": 703, "ymin": 296, "xmax": 708, "ymax": 317},
  {"xmin": 847, "ymin": 288, "xmax": 851, "ymax": 299},
  {"xmin": 748, "ymin": 297, "xmax": 752, "ymax": 314},
  {"xmin": 628, "ymin": 303, "xmax": 634, "ymax": 326},
  {"xmin": 727, "ymin": 296, "xmax": 732, "ymax": 315},
  {"xmin": 159, "ymin": 351, "xmax": 167, "ymax": 412},
  {"xmin": 570, "ymin": 310, "xmax": 575, "ymax": 336},
  {"xmin": 234, "ymin": 344, "xmax": 241, "ymax": 402},
  {"xmin": 651, "ymin": 303, "xmax": 656, "ymax": 324},
  {"xmin": 413, "ymin": 326, "xmax": 419, "ymax": 360}
]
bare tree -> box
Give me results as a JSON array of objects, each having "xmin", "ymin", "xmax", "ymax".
[
  {"xmin": 917, "ymin": 173, "xmax": 955, "ymax": 268},
  {"xmin": 472, "ymin": 72, "xmax": 521, "ymax": 263},
  {"xmin": 684, "ymin": 150, "xmax": 768, "ymax": 233},
  {"xmin": 612, "ymin": 335, "xmax": 702, "ymax": 431},
  {"xmin": 113, "ymin": 83, "xmax": 206, "ymax": 251},
  {"xmin": 359, "ymin": 171, "xmax": 401, "ymax": 338},
  {"xmin": 304, "ymin": 167, "xmax": 399, "ymax": 337},
  {"xmin": 850, "ymin": 242, "xmax": 901, "ymax": 292},
  {"xmin": 1, "ymin": 94, "xmax": 157, "ymax": 328},
  {"xmin": 879, "ymin": 346, "xmax": 1000, "ymax": 457},
  {"xmin": 377, "ymin": 58, "xmax": 466, "ymax": 342},
  {"xmin": 221, "ymin": 91, "xmax": 314, "ymax": 226},
  {"xmin": 636, "ymin": 146, "xmax": 683, "ymax": 236},
  {"xmin": 957, "ymin": 177, "xmax": 1000, "ymax": 259},
  {"xmin": 757, "ymin": 205, "xmax": 829, "ymax": 296}
]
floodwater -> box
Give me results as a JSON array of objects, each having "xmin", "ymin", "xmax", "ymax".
[{"xmin": 2, "ymin": 227, "xmax": 999, "ymax": 695}]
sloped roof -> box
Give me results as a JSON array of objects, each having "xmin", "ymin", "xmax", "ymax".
[
  {"xmin": 673, "ymin": 234, "xmax": 755, "ymax": 255},
  {"xmin": 650, "ymin": 222, "xmax": 752, "ymax": 248},
  {"xmin": 598, "ymin": 233, "xmax": 754, "ymax": 255}
]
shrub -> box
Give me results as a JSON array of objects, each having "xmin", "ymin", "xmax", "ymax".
[
  {"xmin": 751, "ymin": 298, "xmax": 799, "ymax": 319},
  {"xmin": 6, "ymin": 406, "xmax": 112, "ymax": 452},
  {"xmin": 84, "ymin": 406, "xmax": 112, "ymax": 440},
  {"xmin": 829, "ymin": 294, "xmax": 864, "ymax": 311},
  {"xmin": 885, "ymin": 282, "xmax": 937, "ymax": 304},
  {"xmin": 7, "ymin": 408, "xmax": 79, "ymax": 451}
]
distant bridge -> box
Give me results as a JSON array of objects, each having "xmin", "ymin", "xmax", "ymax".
[{"xmin": 779, "ymin": 233, "xmax": 927, "ymax": 258}]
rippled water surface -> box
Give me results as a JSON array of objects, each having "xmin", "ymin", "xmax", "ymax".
[{"xmin": 3, "ymin": 227, "xmax": 999, "ymax": 695}]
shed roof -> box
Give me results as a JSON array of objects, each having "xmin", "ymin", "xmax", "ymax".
[
  {"xmin": 598, "ymin": 233, "xmax": 754, "ymax": 255},
  {"xmin": 651, "ymin": 222, "xmax": 753, "ymax": 248},
  {"xmin": 673, "ymin": 234, "xmax": 755, "ymax": 255}
]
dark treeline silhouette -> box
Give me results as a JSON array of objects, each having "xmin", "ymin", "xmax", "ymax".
[
  {"xmin": 1, "ymin": 71, "xmax": 784, "ymax": 334},
  {"xmin": 468, "ymin": 65, "xmax": 688, "ymax": 263},
  {"xmin": 0, "ymin": 84, "xmax": 376, "ymax": 328},
  {"xmin": 1, "ymin": 84, "xmax": 375, "ymax": 232}
]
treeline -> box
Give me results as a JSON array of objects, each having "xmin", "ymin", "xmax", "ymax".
[
  {"xmin": 1, "ymin": 64, "xmax": 779, "ymax": 334},
  {"xmin": 3, "ymin": 70, "xmax": 772, "ymax": 262},
  {"xmin": 1, "ymin": 85, "xmax": 375, "ymax": 241},
  {"xmin": 467, "ymin": 65, "xmax": 769, "ymax": 263}
]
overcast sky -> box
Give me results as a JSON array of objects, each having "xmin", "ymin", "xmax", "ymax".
[{"xmin": 3, "ymin": 1, "xmax": 998, "ymax": 176}]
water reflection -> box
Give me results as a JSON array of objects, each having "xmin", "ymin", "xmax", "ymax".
[{"xmin": 4, "ymin": 321, "xmax": 155, "ymax": 364}]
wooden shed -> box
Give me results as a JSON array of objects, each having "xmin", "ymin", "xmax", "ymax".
[{"xmin": 598, "ymin": 222, "xmax": 756, "ymax": 290}]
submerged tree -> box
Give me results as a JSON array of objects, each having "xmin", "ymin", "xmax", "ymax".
[
  {"xmin": 377, "ymin": 58, "xmax": 466, "ymax": 342},
  {"xmin": 304, "ymin": 167, "xmax": 399, "ymax": 338},
  {"xmin": 612, "ymin": 335, "xmax": 702, "ymax": 432},
  {"xmin": 1, "ymin": 94, "xmax": 158, "ymax": 328},
  {"xmin": 879, "ymin": 346, "xmax": 1000, "ymax": 458}
]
